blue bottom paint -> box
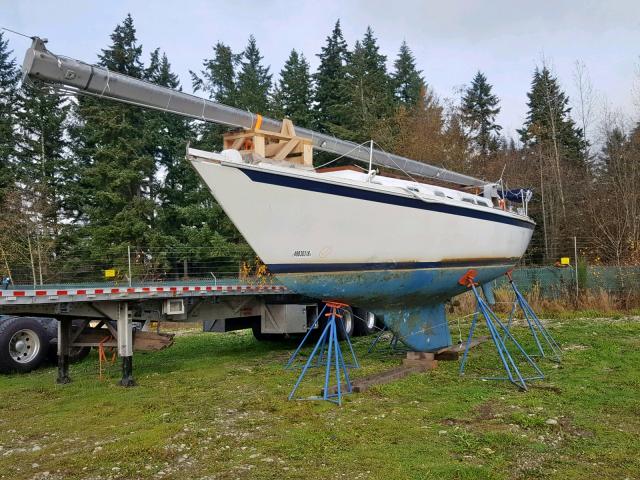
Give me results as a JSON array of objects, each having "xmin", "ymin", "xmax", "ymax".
[{"xmin": 275, "ymin": 264, "xmax": 514, "ymax": 352}]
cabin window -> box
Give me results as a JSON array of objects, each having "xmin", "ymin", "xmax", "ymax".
[
  {"xmin": 434, "ymin": 191, "xmax": 445, "ymax": 198},
  {"xmin": 462, "ymin": 197, "xmax": 476, "ymax": 205}
]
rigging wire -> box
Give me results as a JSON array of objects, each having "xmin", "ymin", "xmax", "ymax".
[{"xmin": 0, "ymin": 26, "xmax": 34, "ymax": 40}]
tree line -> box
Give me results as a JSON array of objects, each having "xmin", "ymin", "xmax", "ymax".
[{"xmin": 0, "ymin": 15, "xmax": 639, "ymax": 284}]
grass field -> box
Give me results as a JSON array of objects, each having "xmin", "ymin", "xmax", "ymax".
[{"xmin": 0, "ymin": 315, "xmax": 639, "ymax": 480}]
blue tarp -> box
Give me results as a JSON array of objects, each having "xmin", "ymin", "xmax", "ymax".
[{"xmin": 499, "ymin": 188, "xmax": 533, "ymax": 204}]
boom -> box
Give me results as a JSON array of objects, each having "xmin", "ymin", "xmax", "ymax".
[{"xmin": 22, "ymin": 37, "xmax": 486, "ymax": 187}]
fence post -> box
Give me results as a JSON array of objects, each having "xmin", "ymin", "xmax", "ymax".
[
  {"xmin": 573, "ymin": 236, "xmax": 579, "ymax": 303},
  {"xmin": 127, "ymin": 245, "xmax": 132, "ymax": 287}
]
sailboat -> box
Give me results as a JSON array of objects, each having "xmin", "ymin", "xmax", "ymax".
[
  {"xmin": 187, "ymin": 146, "xmax": 534, "ymax": 351},
  {"xmin": 21, "ymin": 37, "xmax": 535, "ymax": 351}
]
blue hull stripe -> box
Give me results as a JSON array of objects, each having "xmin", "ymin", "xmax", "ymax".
[
  {"xmin": 239, "ymin": 167, "xmax": 535, "ymax": 230},
  {"xmin": 268, "ymin": 258, "xmax": 518, "ymax": 274}
]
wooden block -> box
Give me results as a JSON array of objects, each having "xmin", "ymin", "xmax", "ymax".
[
  {"xmin": 402, "ymin": 359, "xmax": 438, "ymax": 370},
  {"xmin": 406, "ymin": 351, "xmax": 435, "ymax": 361},
  {"xmin": 435, "ymin": 351, "xmax": 459, "ymax": 361}
]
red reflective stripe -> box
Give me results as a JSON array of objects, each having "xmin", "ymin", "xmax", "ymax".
[
  {"xmin": 77, "ymin": 289, "xmax": 87, "ymax": 295},
  {"xmin": 56, "ymin": 290, "xmax": 68, "ymax": 295},
  {"xmin": 111, "ymin": 288, "xmax": 120, "ymax": 293},
  {"xmin": 156, "ymin": 287, "xmax": 164, "ymax": 292},
  {"xmin": 206, "ymin": 286, "xmax": 212, "ymax": 291},
  {"xmin": 182, "ymin": 287, "xmax": 190, "ymax": 292},
  {"xmin": 142, "ymin": 287, "xmax": 150, "ymax": 292},
  {"xmin": 14, "ymin": 291, "xmax": 25, "ymax": 296},
  {"xmin": 95, "ymin": 289, "xmax": 104, "ymax": 294},
  {"xmin": 170, "ymin": 287, "xmax": 177, "ymax": 292},
  {"xmin": 216, "ymin": 286, "xmax": 222, "ymax": 291},
  {"xmin": 194, "ymin": 286, "xmax": 201, "ymax": 291},
  {"xmin": 35, "ymin": 290, "xmax": 47, "ymax": 296},
  {"xmin": 127, "ymin": 288, "xmax": 135, "ymax": 293}
]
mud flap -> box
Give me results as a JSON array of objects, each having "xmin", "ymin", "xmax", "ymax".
[{"xmin": 379, "ymin": 303, "xmax": 451, "ymax": 352}]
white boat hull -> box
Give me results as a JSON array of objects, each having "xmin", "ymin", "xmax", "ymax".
[{"xmin": 189, "ymin": 154, "xmax": 535, "ymax": 351}]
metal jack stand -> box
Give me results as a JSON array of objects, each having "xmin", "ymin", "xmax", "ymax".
[
  {"xmin": 503, "ymin": 271, "xmax": 562, "ymax": 363},
  {"xmin": 367, "ymin": 326, "xmax": 406, "ymax": 354},
  {"xmin": 458, "ymin": 270, "xmax": 545, "ymax": 391},
  {"xmin": 286, "ymin": 302, "xmax": 359, "ymax": 405}
]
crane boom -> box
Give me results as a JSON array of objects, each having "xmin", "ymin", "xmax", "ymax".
[{"xmin": 22, "ymin": 37, "xmax": 487, "ymax": 187}]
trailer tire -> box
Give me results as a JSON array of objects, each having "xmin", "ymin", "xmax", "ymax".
[
  {"xmin": 0, "ymin": 316, "xmax": 50, "ymax": 373},
  {"xmin": 42, "ymin": 320, "xmax": 91, "ymax": 365},
  {"xmin": 353, "ymin": 309, "xmax": 376, "ymax": 336},
  {"xmin": 337, "ymin": 306, "xmax": 354, "ymax": 340},
  {"xmin": 251, "ymin": 324, "xmax": 287, "ymax": 342}
]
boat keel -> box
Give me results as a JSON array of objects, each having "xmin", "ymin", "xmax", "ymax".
[{"xmin": 379, "ymin": 303, "xmax": 451, "ymax": 352}]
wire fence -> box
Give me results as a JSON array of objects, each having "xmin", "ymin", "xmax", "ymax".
[
  {"xmin": 2, "ymin": 245, "xmax": 269, "ymax": 288},
  {"xmin": 2, "ymin": 243, "xmax": 639, "ymax": 297}
]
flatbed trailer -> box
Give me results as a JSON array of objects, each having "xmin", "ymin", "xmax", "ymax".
[{"xmin": 0, "ymin": 281, "xmax": 376, "ymax": 384}]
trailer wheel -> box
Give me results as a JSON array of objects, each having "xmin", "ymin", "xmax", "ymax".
[
  {"xmin": 0, "ymin": 317, "xmax": 50, "ymax": 373},
  {"xmin": 251, "ymin": 324, "xmax": 287, "ymax": 342},
  {"xmin": 337, "ymin": 306, "xmax": 354, "ymax": 340},
  {"xmin": 354, "ymin": 309, "xmax": 376, "ymax": 336}
]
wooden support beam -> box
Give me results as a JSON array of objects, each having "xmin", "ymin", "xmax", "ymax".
[{"xmin": 222, "ymin": 117, "xmax": 313, "ymax": 166}]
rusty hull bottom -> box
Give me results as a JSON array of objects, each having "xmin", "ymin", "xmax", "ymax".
[{"xmin": 275, "ymin": 264, "xmax": 513, "ymax": 352}]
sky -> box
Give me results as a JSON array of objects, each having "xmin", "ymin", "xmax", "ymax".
[{"xmin": 2, "ymin": 0, "xmax": 639, "ymax": 142}]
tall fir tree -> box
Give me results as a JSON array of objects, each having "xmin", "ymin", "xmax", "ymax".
[
  {"xmin": 68, "ymin": 14, "xmax": 160, "ymax": 260},
  {"xmin": 392, "ymin": 41, "xmax": 424, "ymax": 108},
  {"xmin": 518, "ymin": 66, "xmax": 587, "ymax": 163},
  {"xmin": 0, "ymin": 32, "xmax": 19, "ymax": 200},
  {"xmin": 236, "ymin": 35, "xmax": 272, "ymax": 113},
  {"xmin": 460, "ymin": 71, "xmax": 502, "ymax": 155},
  {"xmin": 313, "ymin": 20, "xmax": 350, "ymax": 133},
  {"xmin": 272, "ymin": 49, "xmax": 313, "ymax": 127},
  {"xmin": 14, "ymin": 79, "xmax": 70, "ymax": 228},
  {"xmin": 343, "ymin": 26, "xmax": 395, "ymax": 141},
  {"xmin": 192, "ymin": 42, "xmax": 239, "ymax": 106},
  {"xmin": 191, "ymin": 42, "xmax": 241, "ymax": 152},
  {"xmin": 147, "ymin": 48, "xmax": 240, "ymax": 256}
]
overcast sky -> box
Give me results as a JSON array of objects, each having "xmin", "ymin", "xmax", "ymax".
[{"xmin": 3, "ymin": 0, "xmax": 639, "ymax": 142}]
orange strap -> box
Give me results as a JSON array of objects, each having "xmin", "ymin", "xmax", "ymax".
[{"xmin": 254, "ymin": 114, "xmax": 263, "ymax": 130}]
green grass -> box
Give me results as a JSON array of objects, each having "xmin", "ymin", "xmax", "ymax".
[{"xmin": 1, "ymin": 316, "xmax": 639, "ymax": 479}]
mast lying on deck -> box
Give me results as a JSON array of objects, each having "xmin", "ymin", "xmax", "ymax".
[{"xmin": 21, "ymin": 37, "xmax": 487, "ymax": 187}]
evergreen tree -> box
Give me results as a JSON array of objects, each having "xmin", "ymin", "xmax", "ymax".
[
  {"xmin": 14, "ymin": 79, "xmax": 70, "ymax": 227},
  {"xmin": 272, "ymin": 49, "xmax": 313, "ymax": 127},
  {"xmin": 146, "ymin": 49, "xmax": 233, "ymax": 254},
  {"xmin": 599, "ymin": 127, "xmax": 627, "ymax": 174},
  {"xmin": 518, "ymin": 66, "xmax": 587, "ymax": 163},
  {"xmin": 191, "ymin": 42, "xmax": 241, "ymax": 152},
  {"xmin": 69, "ymin": 14, "xmax": 160, "ymax": 259},
  {"xmin": 343, "ymin": 27, "xmax": 395, "ymax": 140},
  {"xmin": 191, "ymin": 42, "xmax": 239, "ymax": 106},
  {"xmin": 0, "ymin": 32, "xmax": 19, "ymax": 200},
  {"xmin": 313, "ymin": 20, "xmax": 350, "ymax": 133},
  {"xmin": 236, "ymin": 35, "xmax": 272, "ymax": 113},
  {"xmin": 392, "ymin": 41, "xmax": 424, "ymax": 108},
  {"xmin": 460, "ymin": 71, "xmax": 502, "ymax": 155}
]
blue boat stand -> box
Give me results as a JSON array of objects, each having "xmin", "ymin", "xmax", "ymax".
[
  {"xmin": 458, "ymin": 270, "xmax": 547, "ymax": 391},
  {"xmin": 503, "ymin": 271, "xmax": 562, "ymax": 363},
  {"xmin": 286, "ymin": 301, "xmax": 359, "ymax": 405}
]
